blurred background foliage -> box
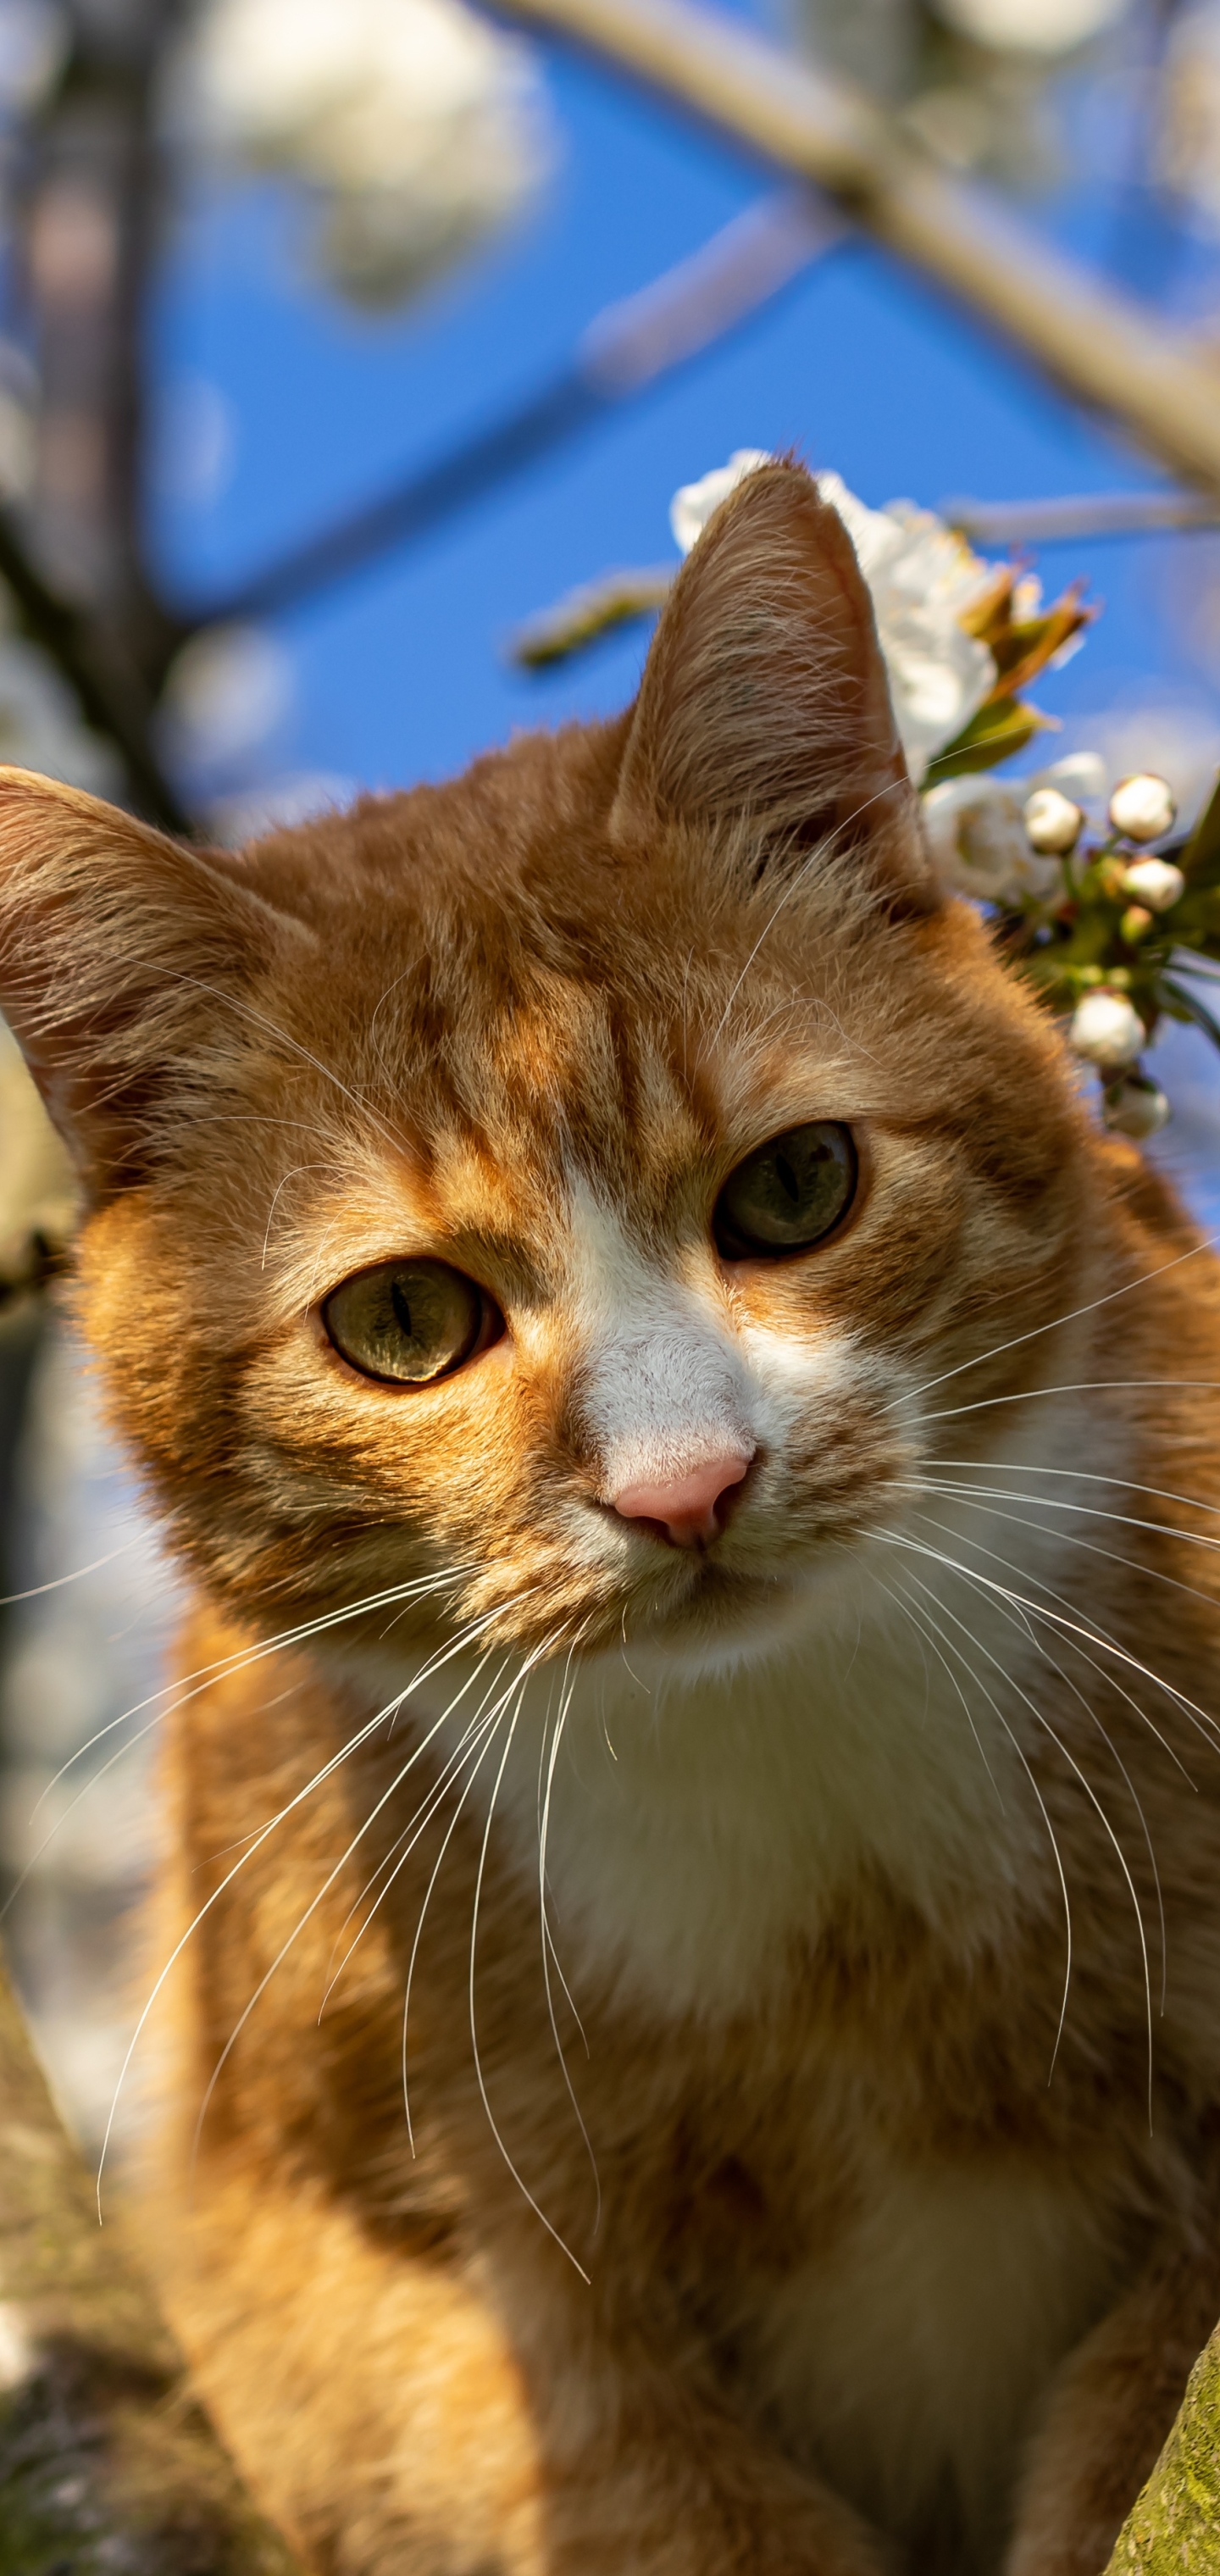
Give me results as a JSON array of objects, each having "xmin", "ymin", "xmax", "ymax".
[{"xmin": 2, "ymin": 0, "xmax": 1220, "ymax": 2174}]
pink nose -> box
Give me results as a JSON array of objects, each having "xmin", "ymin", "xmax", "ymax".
[{"xmin": 612, "ymin": 1450, "xmax": 752, "ymax": 1549}]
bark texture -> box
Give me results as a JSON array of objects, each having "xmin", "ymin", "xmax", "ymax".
[{"xmin": 1104, "ymin": 2327, "xmax": 1220, "ymax": 2575}]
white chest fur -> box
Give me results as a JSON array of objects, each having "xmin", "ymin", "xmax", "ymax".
[
  {"xmin": 463, "ymin": 1548, "xmax": 1048, "ymax": 2024},
  {"xmin": 743, "ymin": 2151, "xmax": 1122, "ymax": 2566}
]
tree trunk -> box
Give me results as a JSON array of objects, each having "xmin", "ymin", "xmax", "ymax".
[{"xmin": 1104, "ymin": 2326, "xmax": 1220, "ymax": 2574}]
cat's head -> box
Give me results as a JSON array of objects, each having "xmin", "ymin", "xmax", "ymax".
[{"xmin": 0, "ymin": 461, "xmax": 1101, "ymax": 1678}]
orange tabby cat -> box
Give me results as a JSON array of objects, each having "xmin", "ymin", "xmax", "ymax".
[{"xmin": 2, "ymin": 461, "xmax": 1219, "ymax": 2576}]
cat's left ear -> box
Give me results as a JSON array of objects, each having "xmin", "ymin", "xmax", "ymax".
[
  {"xmin": 0, "ymin": 766, "xmax": 316, "ymax": 1195},
  {"xmin": 610, "ymin": 458, "xmax": 938, "ymax": 909}
]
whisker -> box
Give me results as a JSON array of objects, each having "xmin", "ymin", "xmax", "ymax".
[
  {"xmin": 5, "ymin": 1567, "xmax": 466, "ymax": 1919},
  {"xmin": 97, "ymin": 1685, "xmax": 416, "ymax": 2212},
  {"xmin": 541, "ymin": 1632, "xmax": 596, "ymax": 2068},
  {"xmin": 877, "ymin": 1530, "xmax": 1156, "ymax": 2118},
  {"xmin": 468, "ymin": 1638, "xmax": 593, "ymax": 2282},
  {"xmin": 535, "ymin": 1630, "xmax": 601, "ymax": 2234},
  {"xmin": 401, "ymin": 1699, "xmax": 516, "ymax": 2155},
  {"xmin": 0, "ymin": 1532, "xmax": 145, "ymax": 1609},
  {"xmin": 887, "ymin": 1236, "xmax": 1217, "ymax": 1418},
  {"xmin": 261, "ymin": 1163, "xmax": 339, "ymax": 1267},
  {"xmin": 172, "ymin": 973, "xmax": 412, "ymax": 1158},
  {"xmin": 924, "ymin": 1454, "xmax": 1220, "ymax": 1529},
  {"xmin": 881, "ymin": 1559, "xmax": 1073, "ymax": 2068},
  {"xmin": 321, "ymin": 1649, "xmax": 512, "ymax": 2002},
  {"xmin": 871, "ymin": 1570, "xmax": 1005, "ymax": 1810},
  {"xmin": 188, "ymin": 1627, "xmax": 535, "ymax": 2166},
  {"xmin": 910, "ymin": 1477, "xmax": 1220, "ymax": 1668},
  {"xmin": 903, "ymin": 1490, "xmax": 1198, "ymax": 1780},
  {"xmin": 920, "ymin": 1380, "xmax": 1220, "ymax": 1428},
  {"xmin": 910, "ymin": 1505, "xmax": 1170, "ymax": 2013},
  {"xmin": 883, "ymin": 1504, "xmax": 1220, "ymax": 1761},
  {"xmin": 30, "ymin": 1563, "xmax": 465, "ymax": 1815}
]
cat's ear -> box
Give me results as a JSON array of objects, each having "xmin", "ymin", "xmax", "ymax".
[
  {"xmin": 610, "ymin": 458, "xmax": 937, "ymax": 908},
  {"xmin": 0, "ymin": 767, "xmax": 315, "ymax": 1193}
]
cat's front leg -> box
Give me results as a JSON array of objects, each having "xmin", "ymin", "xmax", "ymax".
[
  {"xmin": 165, "ymin": 2166, "xmax": 893, "ymax": 2576},
  {"xmin": 1004, "ymin": 2240, "xmax": 1220, "ymax": 2576},
  {"xmin": 536, "ymin": 2401, "xmax": 894, "ymax": 2576}
]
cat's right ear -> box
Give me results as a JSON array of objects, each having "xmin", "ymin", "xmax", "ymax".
[
  {"xmin": 609, "ymin": 458, "xmax": 938, "ymax": 910},
  {"xmin": 0, "ymin": 767, "xmax": 315, "ymax": 1195}
]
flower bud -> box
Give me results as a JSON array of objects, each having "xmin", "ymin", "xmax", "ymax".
[
  {"xmin": 1069, "ymin": 989, "xmax": 1145, "ymax": 1069},
  {"xmin": 1119, "ymin": 904, "xmax": 1153, "ymax": 946},
  {"xmin": 1103, "ymin": 1077, "xmax": 1170, "ymax": 1140},
  {"xmin": 921, "ymin": 774, "xmax": 1058, "ymax": 904},
  {"xmin": 1108, "ymin": 773, "xmax": 1177, "ymax": 842},
  {"xmin": 1120, "ymin": 856, "xmax": 1184, "ymax": 913},
  {"xmin": 1023, "ymin": 785, "xmax": 1083, "ymax": 855}
]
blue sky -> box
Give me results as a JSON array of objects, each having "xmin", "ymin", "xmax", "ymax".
[
  {"xmin": 149, "ymin": 15, "xmax": 1220, "ymax": 791},
  {"xmin": 146, "ymin": 4, "xmax": 1220, "ymax": 1215}
]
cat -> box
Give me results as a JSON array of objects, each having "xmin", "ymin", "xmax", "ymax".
[{"xmin": 2, "ymin": 457, "xmax": 1219, "ymax": 2576}]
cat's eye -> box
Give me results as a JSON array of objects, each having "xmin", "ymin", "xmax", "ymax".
[
  {"xmin": 323, "ymin": 1258, "xmax": 497, "ymax": 1386},
  {"xmin": 714, "ymin": 1122, "xmax": 857, "ymax": 1258}
]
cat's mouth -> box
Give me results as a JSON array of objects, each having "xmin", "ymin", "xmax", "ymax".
[{"xmin": 616, "ymin": 1546, "xmax": 822, "ymax": 1660}]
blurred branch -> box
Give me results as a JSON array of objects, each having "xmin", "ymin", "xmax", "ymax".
[
  {"xmin": 187, "ymin": 186, "xmax": 845, "ymax": 627},
  {"xmin": 0, "ymin": 508, "xmax": 190, "ymax": 829},
  {"xmin": 508, "ymin": 562, "xmax": 674, "ymax": 663},
  {"xmin": 946, "ymin": 490, "xmax": 1220, "ymax": 546},
  {"xmin": 0, "ymin": 1946, "xmax": 303, "ymax": 2573},
  {"xmin": 19, "ymin": 0, "xmax": 185, "ymax": 672},
  {"xmin": 484, "ymin": 0, "xmax": 1220, "ymax": 493}
]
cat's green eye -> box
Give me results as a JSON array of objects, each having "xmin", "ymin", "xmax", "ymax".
[
  {"xmin": 323, "ymin": 1258, "xmax": 496, "ymax": 1386},
  {"xmin": 714, "ymin": 1122, "xmax": 857, "ymax": 1259}
]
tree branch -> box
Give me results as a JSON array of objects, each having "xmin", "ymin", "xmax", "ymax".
[{"xmin": 484, "ymin": 0, "xmax": 1220, "ymax": 492}]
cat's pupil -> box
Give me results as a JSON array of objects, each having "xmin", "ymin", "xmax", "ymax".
[
  {"xmin": 714, "ymin": 1122, "xmax": 857, "ymax": 1258},
  {"xmin": 324, "ymin": 1257, "xmax": 488, "ymax": 1386},
  {"xmin": 391, "ymin": 1277, "xmax": 420, "ymax": 1340}
]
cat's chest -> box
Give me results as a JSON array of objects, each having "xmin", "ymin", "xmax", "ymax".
[
  {"xmin": 455, "ymin": 1592, "xmax": 1049, "ymax": 2024},
  {"xmin": 728, "ymin": 2151, "xmax": 1125, "ymax": 2570}
]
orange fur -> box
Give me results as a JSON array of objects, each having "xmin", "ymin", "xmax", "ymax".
[{"xmin": 2, "ymin": 464, "xmax": 1219, "ymax": 2575}]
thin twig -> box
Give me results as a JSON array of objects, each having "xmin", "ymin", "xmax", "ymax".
[
  {"xmin": 0, "ymin": 509, "xmax": 191, "ymax": 830},
  {"xmin": 508, "ymin": 562, "xmax": 674, "ymax": 665},
  {"xmin": 947, "ymin": 491, "xmax": 1220, "ymax": 547}
]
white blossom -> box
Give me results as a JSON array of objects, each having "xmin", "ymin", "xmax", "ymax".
[
  {"xmin": 932, "ymin": 0, "xmax": 1129, "ymax": 52},
  {"xmin": 1037, "ymin": 750, "xmax": 1108, "ymax": 811},
  {"xmin": 171, "ymin": 0, "xmax": 552, "ymax": 307},
  {"xmin": 671, "ymin": 457, "xmax": 998, "ymax": 786},
  {"xmin": 1069, "ymin": 989, "xmax": 1145, "ymax": 1070},
  {"xmin": 1120, "ymin": 856, "xmax": 1185, "ymax": 913},
  {"xmin": 1023, "ymin": 785, "xmax": 1083, "ymax": 854},
  {"xmin": 1103, "ymin": 1076, "xmax": 1171, "ymax": 1140},
  {"xmin": 1108, "ymin": 772, "xmax": 1178, "ymax": 842},
  {"xmin": 814, "ymin": 473, "xmax": 998, "ymax": 786},
  {"xmin": 921, "ymin": 772, "xmax": 1059, "ymax": 904}
]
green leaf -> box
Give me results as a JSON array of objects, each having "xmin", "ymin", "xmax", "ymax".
[
  {"xmin": 1180, "ymin": 770, "xmax": 1220, "ymax": 886},
  {"xmin": 923, "ymin": 697, "xmax": 1044, "ymax": 784},
  {"xmin": 1159, "ymin": 974, "xmax": 1220, "ymax": 1053}
]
